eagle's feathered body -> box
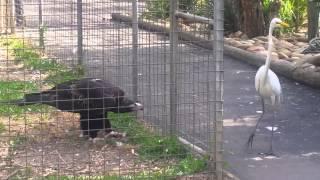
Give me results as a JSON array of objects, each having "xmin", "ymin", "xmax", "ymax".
[{"xmin": 8, "ymin": 78, "xmax": 143, "ymax": 138}]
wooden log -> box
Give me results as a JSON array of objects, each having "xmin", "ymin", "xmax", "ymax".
[
  {"xmin": 175, "ymin": 11, "xmax": 213, "ymax": 25},
  {"xmin": 296, "ymin": 55, "xmax": 320, "ymax": 67}
]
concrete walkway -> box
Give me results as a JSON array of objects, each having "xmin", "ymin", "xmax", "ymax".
[{"xmin": 223, "ymin": 55, "xmax": 320, "ymax": 180}]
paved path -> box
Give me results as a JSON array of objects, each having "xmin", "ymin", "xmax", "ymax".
[{"xmin": 223, "ymin": 55, "xmax": 320, "ymax": 180}]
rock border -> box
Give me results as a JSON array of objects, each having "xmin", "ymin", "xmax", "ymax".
[{"xmin": 111, "ymin": 13, "xmax": 320, "ymax": 89}]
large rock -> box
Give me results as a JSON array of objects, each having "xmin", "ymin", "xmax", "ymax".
[
  {"xmin": 234, "ymin": 31, "xmax": 244, "ymax": 38},
  {"xmin": 229, "ymin": 31, "xmax": 244, "ymax": 38},
  {"xmin": 291, "ymin": 52, "xmax": 304, "ymax": 58},
  {"xmin": 255, "ymin": 36, "xmax": 268, "ymax": 42},
  {"xmin": 257, "ymin": 50, "xmax": 279, "ymax": 60},
  {"xmin": 247, "ymin": 45, "xmax": 265, "ymax": 52},
  {"xmin": 296, "ymin": 42, "xmax": 307, "ymax": 47},
  {"xmin": 278, "ymin": 52, "xmax": 289, "ymax": 59},
  {"xmin": 237, "ymin": 43, "xmax": 252, "ymax": 50},
  {"xmin": 278, "ymin": 48, "xmax": 292, "ymax": 57},
  {"xmin": 232, "ymin": 41, "xmax": 244, "ymax": 48},
  {"xmin": 254, "ymin": 39, "xmax": 266, "ymax": 45},
  {"xmin": 255, "ymin": 36, "xmax": 279, "ymax": 43},
  {"xmin": 243, "ymin": 40, "xmax": 255, "ymax": 44},
  {"xmin": 225, "ymin": 38, "xmax": 237, "ymax": 46},
  {"xmin": 263, "ymin": 43, "xmax": 277, "ymax": 52},
  {"xmin": 240, "ymin": 33, "xmax": 249, "ymax": 40},
  {"xmin": 289, "ymin": 57, "xmax": 301, "ymax": 62},
  {"xmin": 276, "ymin": 40, "xmax": 295, "ymax": 49}
]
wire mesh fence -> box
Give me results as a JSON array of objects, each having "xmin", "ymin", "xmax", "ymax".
[{"xmin": 0, "ymin": 0, "xmax": 224, "ymax": 179}]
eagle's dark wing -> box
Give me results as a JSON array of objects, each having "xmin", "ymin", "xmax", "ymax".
[{"xmin": 70, "ymin": 78, "xmax": 118, "ymax": 111}]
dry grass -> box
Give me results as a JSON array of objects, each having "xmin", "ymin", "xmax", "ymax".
[{"xmin": 0, "ymin": 111, "xmax": 178, "ymax": 178}]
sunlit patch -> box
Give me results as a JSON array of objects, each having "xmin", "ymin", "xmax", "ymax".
[
  {"xmin": 223, "ymin": 116, "xmax": 257, "ymax": 127},
  {"xmin": 251, "ymin": 157, "xmax": 263, "ymax": 161},
  {"xmin": 90, "ymin": 78, "xmax": 102, "ymax": 82},
  {"xmin": 301, "ymin": 152, "xmax": 320, "ymax": 157},
  {"xmin": 265, "ymin": 126, "xmax": 278, "ymax": 131},
  {"xmin": 135, "ymin": 102, "xmax": 143, "ymax": 107},
  {"xmin": 264, "ymin": 155, "xmax": 280, "ymax": 160}
]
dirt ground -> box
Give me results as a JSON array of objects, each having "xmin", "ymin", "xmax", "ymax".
[{"xmin": 0, "ymin": 47, "xmax": 178, "ymax": 179}]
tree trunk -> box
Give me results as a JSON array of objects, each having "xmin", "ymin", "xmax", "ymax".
[
  {"xmin": 239, "ymin": 0, "xmax": 265, "ymax": 38},
  {"xmin": 308, "ymin": 0, "xmax": 320, "ymax": 40},
  {"xmin": 224, "ymin": 0, "xmax": 240, "ymax": 33}
]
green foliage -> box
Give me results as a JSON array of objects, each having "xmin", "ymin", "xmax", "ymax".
[
  {"xmin": 281, "ymin": 0, "xmax": 307, "ymax": 32},
  {"xmin": 263, "ymin": 0, "xmax": 307, "ymax": 32},
  {"xmin": 0, "ymin": 81, "xmax": 45, "ymax": 117},
  {"xmin": 44, "ymin": 65, "xmax": 85, "ymax": 85},
  {"xmin": 109, "ymin": 112, "xmax": 207, "ymax": 176},
  {"xmin": 193, "ymin": 0, "xmax": 214, "ymax": 18},
  {"xmin": 0, "ymin": 36, "xmax": 84, "ymax": 84},
  {"xmin": 175, "ymin": 155, "xmax": 207, "ymax": 174},
  {"xmin": 143, "ymin": 0, "xmax": 213, "ymax": 20},
  {"xmin": 0, "ymin": 122, "xmax": 5, "ymax": 134},
  {"xmin": 109, "ymin": 112, "xmax": 188, "ymax": 159},
  {"xmin": 0, "ymin": 37, "xmax": 83, "ymax": 116},
  {"xmin": 144, "ymin": 0, "xmax": 170, "ymax": 20}
]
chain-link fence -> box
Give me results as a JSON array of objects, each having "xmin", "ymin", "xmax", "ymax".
[{"xmin": 0, "ymin": 0, "xmax": 224, "ymax": 179}]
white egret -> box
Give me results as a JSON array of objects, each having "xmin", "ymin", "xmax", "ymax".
[{"xmin": 247, "ymin": 18, "xmax": 288, "ymax": 155}]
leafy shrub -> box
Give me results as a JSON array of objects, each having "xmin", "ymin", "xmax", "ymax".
[
  {"xmin": 143, "ymin": 0, "xmax": 214, "ymax": 20},
  {"xmin": 144, "ymin": 0, "xmax": 170, "ymax": 20},
  {"xmin": 263, "ymin": 0, "xmax": 307, "ymax": 32}
]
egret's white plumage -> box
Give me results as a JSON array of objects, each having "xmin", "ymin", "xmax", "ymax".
[
  {"xmin": 255, "ymin": 65, "xmax": 282, "ymax": 105},
  {"xmin": 247, "ymin": 18, "xmax": 288, "ymax": 156}
]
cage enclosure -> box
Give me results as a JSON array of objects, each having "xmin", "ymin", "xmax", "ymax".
[{"xmin": 0, "ymin": 0, "xmax": 224, "ymax": 179}]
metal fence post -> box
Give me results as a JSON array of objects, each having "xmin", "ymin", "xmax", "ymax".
[
  {"xmin": 4, "ymin": 0, "xmax": 14, "ymax": 34},
  {"xmin": 102, "ymin": 17, "xmax": 106, "ymax": 79},
  {"xmin": 77, "ymin": 0, "xmax": 83, "ymax": 65},
  {"xmin": 38, "ymin": 0, "xmax": 44, "ymax": 49},
  {"xmin": 14, "ymin": 0, "xmax": 24, "ymax": 27},
  {"xmin": 132, "ymin": 0, "xmax": 138, "ymax": 101},
  {"xmin": 169, "ymin": 0, "xmax": 178, "ymax": 135},
  {"xmin": 8, "ymin": 0, "xmax": 14, "ymax": 33},
  {"xmin": 212, "ymin": 0, "xmax": 224, "ymax": 180}
]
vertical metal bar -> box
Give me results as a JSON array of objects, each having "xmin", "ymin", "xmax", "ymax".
[
  {"xmin": 102, "ymin": 17, "xmax": 106, "ymax": 79},
  {"xmin": 77, "ymin": 0, "xmax": 83, "ymax": 65},
  {"xmin": 212, "ymin": 0, "xmax": 224, "ymax": 180},
  {"xmin": 169, "ymin": 0, "xmax": 178, "ymax": 135},
  {"xmin": 8, "ymin": 0, "xmax": 14, "ymax": 33},
  {"xmin": 4, "ymin": 0, "xmax": 14, "ymax": 34},
  {"xmin": 132, "ymin": 0, "xmax": 138, "ymax": 101},
  {"xmin": 38, "ymin": 0, "xmax": 44, "ymax": 49}
]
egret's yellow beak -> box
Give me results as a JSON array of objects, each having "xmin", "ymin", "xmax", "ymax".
[{"xmin": 279, "ymin": 22, "xmax": 289, "ymax": 27}]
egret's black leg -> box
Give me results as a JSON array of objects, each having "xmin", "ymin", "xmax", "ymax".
[
  {"xmin": 266, "ymin": 111, "xmax": 277, "ymax": 156},
  {"xmin": 247, "ymin": 97, "xmax": 265, "ymax": 150}
]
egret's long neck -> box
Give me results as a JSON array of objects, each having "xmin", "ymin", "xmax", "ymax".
[{"xmin": 264, "ymin": 25, "xmax": 274, "ymax": 81}]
